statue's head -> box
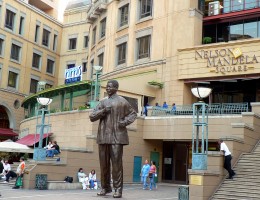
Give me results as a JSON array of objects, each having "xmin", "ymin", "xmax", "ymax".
[{"xmin": 106, "ymin": 80, "xmax": 119, "ymax": 97}]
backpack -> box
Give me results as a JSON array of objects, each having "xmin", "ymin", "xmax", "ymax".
[{"xmin": 64, "ymin": 176, "xmax": 73, "ymax": 183}]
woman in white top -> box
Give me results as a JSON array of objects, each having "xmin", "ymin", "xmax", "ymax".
[
  {"xmin": 77, "ymin": 168, "xmax": 89, "ymax": 189},
  {"xmin": 88, "ymin": 169, "xmax": 97, "ymax": 189}
]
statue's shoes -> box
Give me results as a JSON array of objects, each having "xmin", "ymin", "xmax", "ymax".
[
  {"xmin": 113, "ymin": 192, "xmax": 122, "ymax": 198},
  {"xmin": 97, "ymin": 189, "xmax": 112, "ymax": 196}
]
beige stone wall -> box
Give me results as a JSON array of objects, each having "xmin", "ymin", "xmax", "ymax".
[
  {"xmin": 59, "ymin": 5, "xmax": 90, "ymax": 85},
  {"xmin": 0, "ymin": 0, "xmax": 63, "ymax": 129},
  {"xmin": 0, "ymin": 90, "xmax": 25, "ymax": 130}
]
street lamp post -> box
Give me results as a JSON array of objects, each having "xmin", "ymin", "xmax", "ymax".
[
  {"xmin": 90, "ymin": 65, "xmax": 103, "ymax": 108},
  {"xmin": 191, "ymin": 86, "xmax": 212, "ymax": 170},
  {"xmin": 33, "ymin": 97, "xmax": 52, "ymax": 161}
]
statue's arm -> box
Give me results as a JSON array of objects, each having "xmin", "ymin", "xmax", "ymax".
[{"xmin": 89, "ymin": 102, "xmax": 106, "ymax": 122}]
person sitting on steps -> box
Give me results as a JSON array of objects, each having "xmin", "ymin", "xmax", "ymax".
[{"xmin": 46, "ymin": 141, "xmax": 60, "ymax": 157}]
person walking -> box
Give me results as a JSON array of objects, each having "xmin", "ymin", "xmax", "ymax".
[
  {"xmin": 149, "ymin": 161, "xmax": 157, "ymax": 190},
  {"xmin": 12, "ymin": 157, "xmax": 25, "ymax": 189},
  {"xmin": 140, "ymin": 159, "xmax": 150, "ymax": 190},
  {"xmin": 218, "ymin": 139, "xmax": 236, "ymax": 179},
  {"xmin": 89, "ymin": 80, "xmax": 137, "ymax": 198}
]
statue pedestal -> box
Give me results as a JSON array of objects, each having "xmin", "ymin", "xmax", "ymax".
[
  {"xmin": 192, "ymin": 153, "xmax": 207, "ymax": 170},
  {"xmin": 33, "ymin": 148, "xmax": 46, "ymax": 161}
]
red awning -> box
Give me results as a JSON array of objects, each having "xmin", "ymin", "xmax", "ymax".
[
  {"xmin": 0, "ymin": 128, "xmax": 18, "ymax": 137},
  {"xmin": 16, "ymin": 133, "xmax": 52, "ymax": 146}
]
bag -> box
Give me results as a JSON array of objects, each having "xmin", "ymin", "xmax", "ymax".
[
  {"xmin": 64, "ymin": 176, "xmax": 73, "ymax": 183},
  {"xmin": 148, "ymin": 173, "xmax": 153, "ymax": 178},
  {"xmin": 16, "ymin": 176, "xmax": 23, "ymax": 187}
]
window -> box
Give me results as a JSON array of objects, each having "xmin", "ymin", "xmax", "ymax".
[
  {"xmin": 30, "ymin": 78, "xmax": 38, "ymax": 94},
  {"xmin": 90, "ymin": 59, "xmax": 94, "ymax": 79},
  {"xmin": 92, "ymin": 27, "xmax": 96, "ymax": 46},
  {"xmin": 82, "ymin": 62, "xmax": 87, "ymax": 72},
  {"xmin": 67, "ymin": 63, "xmax": 75, "ymax": 69},
  {"xmin": 98, "ymin": 53, "xmax": 104, "ymax": 67},
  {"xmin": 46, "ymin": 59, "xmax": 55, "ymax": 74},
  {"xmin": 10, "ymin": 44, "xmax": 21, "ymax": 62},
  {"xmin": 19, "ymin": 16, "xmax": 24, "ymax": 35},
  {"xmin": 119, "ymin": 4, "xmax": 129, "ymax": 27},
  {"xmin": 53, "ymin": 34, "xmax": 57, "ymax": 51},
  {"xmin": 137, "ymin": 35, "xmax": 151, "ymax": 59},
  {"xmin": 42, "ymin": 28, "xmax": 50, "ymax": 47},
  {"xmin": 69, "ymin": 38, "xmax": 77, "ymax": 50},
  {"xmin": 8, "ymin": 71, "xmax": 18, "ymax": 88},
  {"xmin": 0, "ymin": 38, "xmax": 3, "ymax": 56},
  {"xmin": 139, "ymin": 0, "xmax": 153, "ymax": 19},
  {"xmin": 84, "ymin": 36, "xmax": 89, "ymax": 48},
  {"xmin": 35, "ymin": 25, "xmax": 40, "ymax": 42},
  {"xmin": 117, "ymin": 42, "xmax": 127, "ymax": 65},
  {"xmin": 5, "ymin": 9, "xmax": 15, "ymax": 30},
  {"xmin": 45, "ymin": 84, "xmax": 52, "ymax": 89},
  {"xmin": 100, "ymin": 18, "xmax": 106, "ymax": 38},
  {"xmin": 32, "ymin": 53, "xmax": 41, "ymax": 69}
]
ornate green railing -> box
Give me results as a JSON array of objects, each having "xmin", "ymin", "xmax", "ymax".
[{"xmin": 150, "ymin": 103, "xmax": 249, "ymax": 116}]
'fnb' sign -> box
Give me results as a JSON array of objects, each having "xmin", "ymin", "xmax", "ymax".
[{"xmin": 65, "ymin": 66, "xmax": 82, "ymax": 84}]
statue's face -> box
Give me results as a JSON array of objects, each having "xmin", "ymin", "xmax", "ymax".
[{"xmin": 106, "ymin": 82, "xmax": 117, "ymax": 97}]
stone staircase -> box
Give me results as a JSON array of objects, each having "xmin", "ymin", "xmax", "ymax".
[{"xmin": 211, "ymin": 143, "xmax": 260, "ymax": 199}]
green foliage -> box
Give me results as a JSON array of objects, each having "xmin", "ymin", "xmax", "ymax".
[
  {"xmin": 148, "ymin": 81, "xmax": 164, "ymax": 89},
  {"xmin": 78, "ymin": 105, "xmax": 89, "ymax": 110},
  {"xmin": 202, "ymin": 37, "xmax": 212, "ymax": 44}
]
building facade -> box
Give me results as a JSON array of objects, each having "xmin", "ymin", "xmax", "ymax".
[{"xmin": 7, "ymin": 1, "xmax": 260, "ymax": 197}]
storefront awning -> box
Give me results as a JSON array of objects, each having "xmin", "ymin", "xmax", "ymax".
[
  {"xmin": 16, "ymin": 133, "xmax": 53, "ymax": 146},
  {"xmin": 0, "ymin": 128, "xmax": 18, "ymax": 137}
]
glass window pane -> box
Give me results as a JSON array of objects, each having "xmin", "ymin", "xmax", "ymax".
[
  {"xmin": 232, "ymin": 0, "xmax": 244, "ymax": 11},
  {"xmin": 230, "ymin": 21, "xmax": 243, "ymax": 40},
  {"xmin": 244, "ymin": 20, "xmax": 257, "ymax": 38},
  {"xmin": 245, "ymin": 0, "xmax": 257, "ymax": 9}
]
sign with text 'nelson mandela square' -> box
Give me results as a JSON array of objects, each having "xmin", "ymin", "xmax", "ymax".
[{"xmin": 65, "ymin": 65, "xmax": 82, "ymax": 84}]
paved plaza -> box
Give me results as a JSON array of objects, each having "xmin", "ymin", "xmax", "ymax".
[{"xmin": 0, "ymin": 183, "xmax": 179, "ymax": 200}]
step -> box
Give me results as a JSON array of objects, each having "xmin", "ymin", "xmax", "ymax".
[{"xmin": 47, "ymin": 181, "xmax": 82, "ymax": 190}]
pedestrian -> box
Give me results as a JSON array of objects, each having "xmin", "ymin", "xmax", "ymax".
[
  {"xmin": 171, "ymin": 103, "xmax": 176, "ymax": 111},
  {"xmin": 149, "ymin": 161, "xmax": 157, "ymax": 190},
  {"xmin": 218, "ymin": 139, "xmax": 236, "ymax": 179},
  {"xmin": 140, "ymin": 159, "xmax": 150, "ymax": 190},
  {"xmin": 12, "ymin": 157, "xmax": 25, "ymax": 189},
  {"xmin": 162, "ymin": 102, "xmax": 168, "ymax": 109},
  {"xmin": 89, "ymin": 80, "xmax": 137, "ymax": 198}
]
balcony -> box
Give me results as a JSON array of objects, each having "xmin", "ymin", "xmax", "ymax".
[
  {"xmin": 87, "ymin": 0, "xmax": 108, "ymax": 22},
  {"xmin": 28, "ymin": 0, "xmax": 55, "ymax": 11}
]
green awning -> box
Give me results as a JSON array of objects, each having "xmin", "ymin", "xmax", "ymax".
[{"xmin": 22, "ymin": 80, "xmax": 92, "ymax": 108}]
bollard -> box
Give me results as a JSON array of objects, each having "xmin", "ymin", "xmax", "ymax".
[{"xmin": 178, "ymin": 185, "xmax": 189, "ymax": 200}]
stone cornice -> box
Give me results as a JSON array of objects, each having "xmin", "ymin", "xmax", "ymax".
[
  {"xmin": 231, "ymin": 122, "xmax": 254, "ymax": 131},
  {"xmin": 100, "ymin": 59, "xmax": 166, "ymax": 80},
  {"xmin": 16, "ymin": 0, "xmax": 63, "ymax": 27},
  {"xmin": 0, "ymin": 88, "xmax": 27, "ymax": 97}
]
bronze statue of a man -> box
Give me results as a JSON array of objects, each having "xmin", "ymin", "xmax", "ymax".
[{"xmin": 89, "ymin": 80, "xmax": 137, "ymax": 198}]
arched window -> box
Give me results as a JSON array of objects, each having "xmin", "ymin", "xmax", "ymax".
[{"xmin": 0, "ymin": 106, "xmax": 9, "ymax": 128}]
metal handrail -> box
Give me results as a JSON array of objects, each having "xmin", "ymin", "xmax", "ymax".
[{"xmin": 150, "ymin": 102, "xmax": 249, "ymax": 116}]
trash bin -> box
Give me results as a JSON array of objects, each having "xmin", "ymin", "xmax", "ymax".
[
  {"xmin": 178, "ymin": 185, "xmax": 189, "ymax": 200},
  {"xmin": 35, "ymin": 174, "xmax": 48, "ymax": 190}
]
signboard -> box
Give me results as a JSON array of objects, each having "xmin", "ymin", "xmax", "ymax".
[
  {"xmin": 190, "ymin": 175, "xmax": 203, "ymax": 185},
  {"xmin": 195, "ymin": 48, "xmax": 258, "ymax": 74},
  {"xmin": 164, "ymin": 158, "xmax": 172, "ymax": 164},
  {"xmin": 65, "ymin": 65, "xmax": 82, "ymax": 84}
]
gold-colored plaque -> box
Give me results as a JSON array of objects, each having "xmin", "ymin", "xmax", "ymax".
[
  {"xmin": 190, "ymin": 175, "xmax": 203, "ymax": 185},
  {"xmin": 232, "ymin": 48, "xmax": 242, "ymax": 58}
]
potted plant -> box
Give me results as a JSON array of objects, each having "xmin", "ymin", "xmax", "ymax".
[{"xmin": 202, "ymin": 37, "xmax": 212, "ymax": 44}]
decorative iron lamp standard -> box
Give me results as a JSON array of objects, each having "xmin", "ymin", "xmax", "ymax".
[
  {"xmin": 90, "ymin": 65, "xmax": 103, "ymax": 108},
  {"xmin": 33, "ymin": 97, "xmax": 52, "ymax": 161},
  {"xmin": 191, "ymin": 87, "xmax": 212, "ymax": 170}
]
